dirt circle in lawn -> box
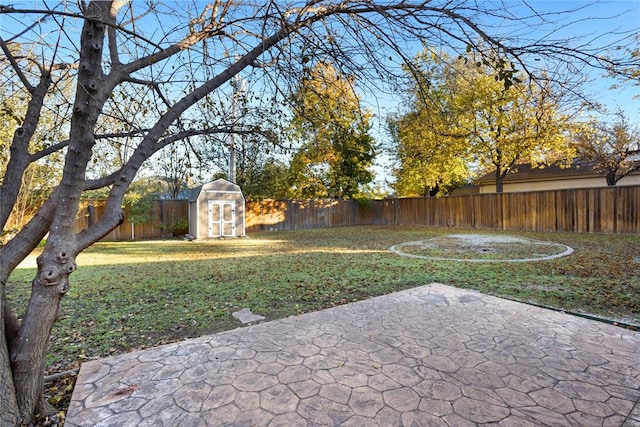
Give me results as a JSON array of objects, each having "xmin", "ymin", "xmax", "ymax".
[{"xmin": 390, "ymin": 234, "xmax": 573, "ymax": 262}]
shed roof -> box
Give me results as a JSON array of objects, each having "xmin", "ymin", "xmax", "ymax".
[{"xmin": 188, "ymin": 178, "xmax": 243, "ymax": 202}]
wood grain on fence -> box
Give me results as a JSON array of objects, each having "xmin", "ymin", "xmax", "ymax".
[
  {"xmin": 73, "ymin": 199, "xmax": 188, "ymax": 241},
  {"xmin": 244, "ymin": 186, "xmax": 640, "ymax": 235},
  {"xmin": 73, "ymin": 186, "xmax": 640, "ymax": 240}
]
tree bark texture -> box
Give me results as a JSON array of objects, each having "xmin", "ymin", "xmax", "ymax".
[
  {"xmin": 7, "ymin": 2, "xmax": 112, "ymax": 423},
  {"xmin": 496, "ymin": 176, "xmax": 504, "ymax": 193},
  {"xmin": 0, "ymin": 287, "xmax": 20, "ymax": 426},
  {"xmin": 10, "ymin": 264, "xmax": 71, "ymax": 420},
  {"xmin": 0, "ymin": 81, "xmax": 50, "ymax": 228}
]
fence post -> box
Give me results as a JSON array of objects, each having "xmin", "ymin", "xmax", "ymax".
[{"xmin": 394, "ymin": 198, "xmax": 399, "ymax": 225}]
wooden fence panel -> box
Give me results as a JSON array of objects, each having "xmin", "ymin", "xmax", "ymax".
[
  {"xmin": 434, "ymin": 198, "xmax": 448, "ymax": 227},
  {"xmin": 471, "ymin": 194, "xmax": 496, "ymax": 229},
  {"xmin": 575, "ymin": 190, "xmax": 587, "ymax": 233},
  {"xmin": 554, "ymin": 190, "xmax": 570, "ymax": 232},
  {"xmin": 596, "ymin": 188, "xmax": 614, "ymax": 234},
  {"xmin": 288, "ymin": 200, "xmax": 305, "ymax": 230},
  {"xmin": 73, "ymin": 199, "xmax": 189, "ymax": 241},
  {"xmin": 617, "ymin": 186, "xmax": 640, "ymax": 233},
  {"xmin": 354, "ymin": 200, "xmax": 377, "ymax": 225},
  {"xmin": 396, "ymin": 198, "xmax": 419, "ymax": 226},
  {"xmin": 330, "ymin": 200, "xmax": 341, "ymax": 227},
  {"xmin": 73, "ymin": 186, "xmax": 640, "ymax": 240},
  {"xmin": 459, "ymin": 196, "xmax": 476, "ymax": 228},
  {"xmin": 502, "ymin": 192, "xmax": 521, "ymax": 230},
  {"xmin": 245, "ymin": 199, "xmax": 288, "ymax": 231},
  {"xmin": 540, "ymin": 190, "xmax": 557, "ymax": 232},
  {"xmin": 394, "ymin": 198, "xmax": 409, "ymax": 225},
  {"xmin": 377, "ymin": 199, "xmax": 396, "ymax": 226},
  {"xmin": 158, "ymin": 200, "xmax": 189, "ymax": 235}
]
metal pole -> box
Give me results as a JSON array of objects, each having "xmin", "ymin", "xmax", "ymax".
[
  {"xmin": 228, "ymin": 135, "xmax": 236, "ymax": 183},
  {"xmin": 228, "ymin": 73, "xmax": 243, "ymax": 183}
]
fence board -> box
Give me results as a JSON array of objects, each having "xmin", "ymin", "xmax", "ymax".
[
  {"xmin": 242, "ymin": 187, "xmax": 639, "ymax": 235},
  {"xmin": 73, "ymin": 199, "xmax": 188, "ymax": 241},
  {"xmin": 618, "ymin": 186, "xmax": 640, "ymax": 233},
  {"xmin": 72, "ymin": 186, "xmax": 640, "ymax": 240}
]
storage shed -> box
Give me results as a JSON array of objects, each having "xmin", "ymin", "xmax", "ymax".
[{"xmin": 188, "ymin": 179, "xmax": 245, "ymax": 238}]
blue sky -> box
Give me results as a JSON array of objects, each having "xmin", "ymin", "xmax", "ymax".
[
  {"xmin": 368, "ymin": 1, "xmax": 640, "ymax": 189},
  {"xmin": 1, "ymin": 1, "xmax": 637, "ymax": 189},
  {"xmin": 511, "ymin": 1, "xmax": 639, "ymax": 120},
  {"xmin": 1, "ymin": 2, "xmax": 636, "ymax": 121}
]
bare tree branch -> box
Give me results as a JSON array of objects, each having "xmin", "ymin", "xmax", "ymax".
[
  {"xmin": 0, "ymin": 5, "xmax": 163, "ymax": 50},
  {"xmin": 0, "ymin": 38, "xmax": 34, "ymax": 91},
  {"xmin": 2, "ymin": 1, "xmax": 639, "ymax": 422}
]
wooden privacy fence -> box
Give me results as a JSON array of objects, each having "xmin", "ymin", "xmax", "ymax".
[
  {"xmin": 74, "ymin": 186, "xmax": 640, "ymax": 240},
  {"xmin": 246, "ymin": 186, "xmax": 640, "ymax": 234},
  {"xmin": 73, "ymin": 199, "xmax": 189, "ymax": 241}
]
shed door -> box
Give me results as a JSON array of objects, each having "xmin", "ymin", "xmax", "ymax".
[{"xmin": 208, "ymin": 201, "xmax": 235, "ymax": 237}]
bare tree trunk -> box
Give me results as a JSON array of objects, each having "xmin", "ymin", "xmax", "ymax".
[
  {"xmin": 1, "ymin": 195, "xmax": 58, "ymax": 423},
  {"xmin": 10, "ymin": 269, "xmax": 68, "ymax": 420},
  {"xmin": 0, "ymin": 286, "xmax": 20, "ymax": 426},
  {"xmin": 8, "ymin": 2, "xmax": 111, "ymax": 422},
  {"xmin": 496, "ymin": 176, "xmax": 504, "ymax": 193}
]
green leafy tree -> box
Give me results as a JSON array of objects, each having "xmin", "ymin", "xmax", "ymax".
[
  {"xmin": 391, "ymin": 50, "xmax": 576, "ymax": 194},
  {"xmin": 230, "ymin": 129, "xmax": 289, "ymax": 199},
  {"xmin": 288, "ymin": 61, "xmax": 376, "ymax": 199},
  {"xmin": 388, "ymin": 51, "xmax": 473, "ymax": 197},
  {"xmin": 238, "ymin": 158, "xmax": 290, "ymax": 200},
  {"xmin": 198, "ymin": 127, "xmax": 289, "ymax": 200},
  {"xmin": 455, "ymin": 54, "xmax": 575, "ymax": 192}
]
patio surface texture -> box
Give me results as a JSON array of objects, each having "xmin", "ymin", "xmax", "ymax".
[{"xmin": 66, "ymin": 283, "xmax": 640, "ymax": 426}]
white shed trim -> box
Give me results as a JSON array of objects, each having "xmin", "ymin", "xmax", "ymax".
[{"xmin": 203, "ymin": 190, "xmax": 243, "ymax": 194}]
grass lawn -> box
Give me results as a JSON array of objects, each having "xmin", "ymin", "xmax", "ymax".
[{"xmin": 6, "ymin": 225, "xmax": 640, "ymax": 374}]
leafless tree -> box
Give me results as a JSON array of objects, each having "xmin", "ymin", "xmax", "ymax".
[{"xmin": 0, "ymin": 1, "xmax": 637, "ymax": 423}]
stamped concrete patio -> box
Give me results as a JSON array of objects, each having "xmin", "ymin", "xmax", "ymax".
[{"xmin": 66, "ymin": 283, "xmax": 640, "ymax": 426}]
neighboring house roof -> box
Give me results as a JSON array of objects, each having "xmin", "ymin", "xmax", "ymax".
[
  {"xmin": 475, "ymin": 160, "xmax": 602, "ymax": 185},
  {"xmin": 156, "ymin": 189, "xmax": 193, "ymax": 200},
  {"xmin": 449, "ymin": 183, "xmax": 480, "ymax": 196}
]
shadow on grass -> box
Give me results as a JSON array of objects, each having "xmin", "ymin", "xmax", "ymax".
[{"xmin": 6, "ymin": 226, "xmax": 640, "ymax": 372}]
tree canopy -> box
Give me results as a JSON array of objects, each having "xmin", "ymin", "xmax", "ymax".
[
  {"xmin": 576, "ymin": 112, "xmax": 640, "ymax": 186},
  {"xmin": 387, "ymin": 50, "xmax": 474, "ymax": 196},
  {"xmin": 288, "ymin": 61, "xmax": 375, "ymax": 199},
  {"xmin": 1, "ymin": 1, "xmax": 638, "ymax": 423},
  {"xmin": 389, "ymin": 49, "xmax": 577, "ymax": 194}
]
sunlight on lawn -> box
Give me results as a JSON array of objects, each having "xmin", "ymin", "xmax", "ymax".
[
  {"xmin": 289, "ymin": 248, "xmax": 388, "ymax": 255},
  {"xmin": 7, "ymin": 226, "xmax": 639, "ymax": 375},
  {"xmin": 14, "ymin": 238, "xmax": 382, "ymax": 269}
]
